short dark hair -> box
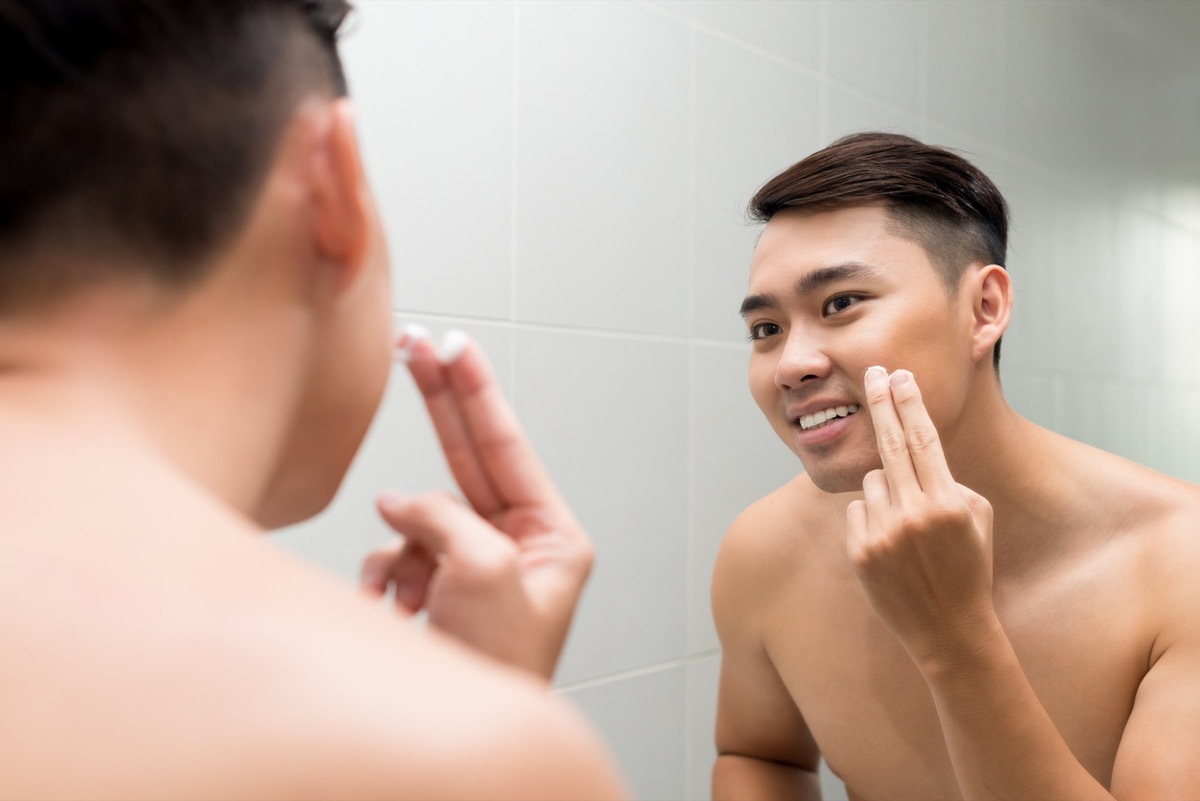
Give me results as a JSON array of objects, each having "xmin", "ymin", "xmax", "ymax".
[
  {"xmin": 749, "ymin": 132, "xmax": 1009, "ymax": 369},
  {"xmin": 0, "ymin": 0, "xmax": 353, "ymax": 312}
]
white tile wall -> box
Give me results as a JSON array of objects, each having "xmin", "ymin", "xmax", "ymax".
[
  {"xmin": 277, "ymin": 1, "xmax": 1200, "ymax": 797},
  {"xmin": 826, "ymin": 0, "xmax": 925, "ymax": 114},
  {"xmin": 342, "ymin": 1, "xmax": 516, "ymax": 320},
  {"xmin": 562, "ymin": 665, "xmax": 687, "ymax": 801},
  {"xmin": 693, "ymin": 30, "xmax": 820, "ymax": 341},
  {"xmin": 514, "ymin": 329, "xmax": 689, "ymax": 684},
  {"xmin": 515, "ymin": 1, "xmax": 691, "ymax": 335}
]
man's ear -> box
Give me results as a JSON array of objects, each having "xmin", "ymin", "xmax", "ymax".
[
  {"xmin": 310, "ymin": 98, "xmax": 370, "ymax": 292},
  {"xmin": 968, "ymin": 264, "xmax": 1012, "ymax": 363}
]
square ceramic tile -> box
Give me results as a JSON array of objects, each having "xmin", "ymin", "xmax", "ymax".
[
  {"xmin": 561, "ymin": 665, "xmax": 687, "ymax": 801},
  {"xmin": 275, "ymin": 317, "xmax": 514, "ymax": 580},
  {"xmin": 923, "ymin": 0, "xmax": 1002, "ymax": 145},
  {"xmin": 693, "ymin": 32, "xmax": 820, "ymax": 341},
  {"xmin": 825, "ymin": 0, "xmax": 923, "ymax": 114},
  {"xmin": 343, "ymin": 0, "xmax": 515, "ymax": 319},
  {"xmin": 688, "ymin": 344, "xmax": 802, "ymax": 653},
  {"xmin": 694, "ymin": 0, "xmax": 822, "ymax": 70},
  {"xmin": 515, "ymin": 330, "xmax": 688, "ymax": 682},
  {"xmin": 515, "ymin": 1, "xmax": 690, "ymax": 335}
]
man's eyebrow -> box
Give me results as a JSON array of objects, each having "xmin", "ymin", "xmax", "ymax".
[
  {"xmin": 739, "ymin": 292, "xmax": 777, "ymax": 318},
  {"xmin": 740, "ymin": 262, "xmax": 884, "ymax": 319},
  {"xmin": 795, "ymin": 262, "xmax": 885, "ymax": 297}
]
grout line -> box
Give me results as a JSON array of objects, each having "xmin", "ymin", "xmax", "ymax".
[
  {"xmin": 393, "ymin": 311, "xmax": 754, "ymax": 351},
  {"xmin": 683, "ymin": 23, "xmax": 699, "ymax": 790},
  {"xmin": 554, "ymin": 650, "xmax": 721, "ymax": 694}
]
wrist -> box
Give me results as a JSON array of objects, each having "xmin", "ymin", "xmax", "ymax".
[{"xmin": 907, "ymin": 609, "xmax": 1007, "ymax": 680}]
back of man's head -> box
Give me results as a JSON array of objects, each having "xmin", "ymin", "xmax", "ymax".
[
  {"xmin": 0, "ymin": 0, "xmax": 352, "ymax": 313},
  {"xmin": 749, "ymin": 132, "xmax": 1009, "ymax": 368}
]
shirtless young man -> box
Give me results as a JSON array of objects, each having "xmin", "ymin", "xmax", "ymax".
[
  {"xmin": 0, "ymin": 2, "xmax": 626, "ymax": 799},
  {"xmin": 712, "ymin": 132, "xmax": 1200, "ymax": 800}
]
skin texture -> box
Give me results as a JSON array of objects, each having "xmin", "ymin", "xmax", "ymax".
[
  {"xmin": 712, "ymin": 205, "xmax": 1200, "ymax": 800},
  {"xmin": 0, "ymin": 96, "xmax": 625, "ymax": 801}
]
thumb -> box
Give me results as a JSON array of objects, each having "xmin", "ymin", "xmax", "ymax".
[{"xmin": 376, "ymin": 490, "xmax": 517, "ymax": 573}]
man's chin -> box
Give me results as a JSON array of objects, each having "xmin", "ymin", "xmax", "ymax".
[{"xmin": 799, "ymin": 459, "xmax": 875, "ymax": 495}]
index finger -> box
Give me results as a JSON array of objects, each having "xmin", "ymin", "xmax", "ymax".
[
  {"xmin": 884, "ymin": 369, "xmax": 956, "ymax": 493},
  {"xmin": 864, "ymin": 364, "xmax": 919, "ymax": 500},
  {"xmin": 400, "ymin": 327, "xmax": 503, "ymax": 516},
  {"xmin": 401, "ymin": 329, "xmax": 560, "ymax": 516},
  {"xmin": 440, "ymin": 331, "xmax": 562, "ymax": 510}
]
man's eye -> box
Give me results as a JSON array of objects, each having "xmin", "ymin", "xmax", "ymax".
[
  {"xmin": 823, "ymin": 295, "xmax": 862, "ymax": 315},
  {"xmin": 748, "ymin": 322, "xmax": 782, "ymax": 341}
]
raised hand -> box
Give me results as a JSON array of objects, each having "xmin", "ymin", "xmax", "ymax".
[
  {"xmin": 845, "ymin": 366, "xmax": 1000, "ymax": 673},
  {"xmin": 360, "ymin": 326, "xmax": 593, "ymax": 682}
]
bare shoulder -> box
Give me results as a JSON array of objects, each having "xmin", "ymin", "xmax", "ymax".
[
  {"xmin": 0, "ymin": 483, "xmax": 625, "ymax": 801},
  {"xmin": 159, "ymin": 543, "xmax": 630, "ymax": 801},
  {"xmin": 259, "ymin": 606, "xmax": 629, "ymax": 801},
  {"xmin": 1055, "ymin": 434, "xmax": 1200, "ymax": 637},
  {"xmin": 713, "ymin": 473, "xmax": 840, "ymax": 636}
]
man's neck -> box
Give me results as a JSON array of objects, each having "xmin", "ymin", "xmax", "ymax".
[
  {"xmin": 0, "ymin": 284, "xmax": 306, "ymax": 525},
  {"xmin": 939, "ymin": 374, "xmax": 1086, "ymax": 575}
]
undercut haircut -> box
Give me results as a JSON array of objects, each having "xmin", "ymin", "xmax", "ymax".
[
  {"xmin": 0, "ymin": 0, "xmax": 353, "ymax": 312},
  {"xmin": 749, "ymin": 132, "xmax": 1009, "ymax": 369}
]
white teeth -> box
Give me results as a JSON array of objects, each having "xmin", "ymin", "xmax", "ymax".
[{"xmin": 798, "ymin": 404, "xmax": 860, "ymax": 431}]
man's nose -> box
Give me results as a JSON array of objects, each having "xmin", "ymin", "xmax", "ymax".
[{"xmin": 775, "ymin": 329, "xmax": 832, "ymax": 390}]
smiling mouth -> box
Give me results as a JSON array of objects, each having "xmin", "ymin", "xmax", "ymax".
[{"xmin": 797, "ymin": 404, "xmax": 860, "ymax": 431}]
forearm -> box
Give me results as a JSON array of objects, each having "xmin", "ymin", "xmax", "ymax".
[
  {"xmin": 713, "ymin": 753, "xmax": 822, "ymax": 801},
  {"xmin": 922, "ymin": 625, "xmax": 1114, "ymax": 801}
]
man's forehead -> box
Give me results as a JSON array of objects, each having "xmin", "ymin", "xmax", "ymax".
[
  {"xmin": 754, "ymin": 204, "xmax": 893, "ymax": 254},
  {"xmin": 744, "ymin": 214, "xmax": 944, "ymax": 314},
  {"xmin": 749, "ymin": 206, "xmax": 929, "ymax": 276}
]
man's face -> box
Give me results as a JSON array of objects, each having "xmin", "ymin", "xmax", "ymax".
[{"xmin": 742, "ymin": 204, "xmax": 975, "ymax": 494}]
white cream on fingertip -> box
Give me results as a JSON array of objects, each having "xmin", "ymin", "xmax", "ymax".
[
  {"xmin": 392, "ymin": 323, "xmax": 431, "ymax": 363},
  {"xmin": 865, "ymin": 365, "xmax": 887, "ymax": 381},
  {"xmin": 438, "ymin": 329, "xmax": 469, "ymax": 364}
]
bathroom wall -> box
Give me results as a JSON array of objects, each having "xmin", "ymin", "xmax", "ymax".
[{"xmin": 275, "ymin": 2, "xmax": 1200, "ymax": 799}]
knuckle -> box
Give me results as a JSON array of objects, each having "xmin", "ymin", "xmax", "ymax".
[
  {"xmin": 901, "ymin": 503, "xmax": 967, "ymax": 534},
  {"xmin": 876, "ymin": 428, "xmax": 907, "ymax": 459},
  {"xmin": 865, "ymin": 383, "xmax": 892, "ymax": 407},
  {"xmin": 848, "ymin": 542, "xmax": 876, "ymax": 572},
  {"xmin": 904, "ymin": 424, "xmax": 940, "ymax": 453}
]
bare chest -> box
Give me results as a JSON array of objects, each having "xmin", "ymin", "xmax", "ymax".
[{"xmin": 764, "ymin": 545, "xmax": 1149, "ymax": 800}]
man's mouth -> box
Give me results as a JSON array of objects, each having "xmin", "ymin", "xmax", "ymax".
[{"xmin": 797, "ymin": 404, "xmax": 860, "ymax": 431}]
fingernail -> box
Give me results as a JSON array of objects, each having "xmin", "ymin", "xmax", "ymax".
[
  {"xmin": 889, "ymin": 369, "xmax": 912, "ymax": 386},
  {"xmin": 393, "ymin": 323, "xmax": 430, "ymax": 363},
  {"xmin": 378, "ymin": 489, "xmax": 409, "ymax": 513},
  {"xmin": 865, "ymin": 365, "xmax": 887, "ymax": 383},
  {"xmin": 438, "ymin": 329, "xmax": 469, "ymax": 364}
]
